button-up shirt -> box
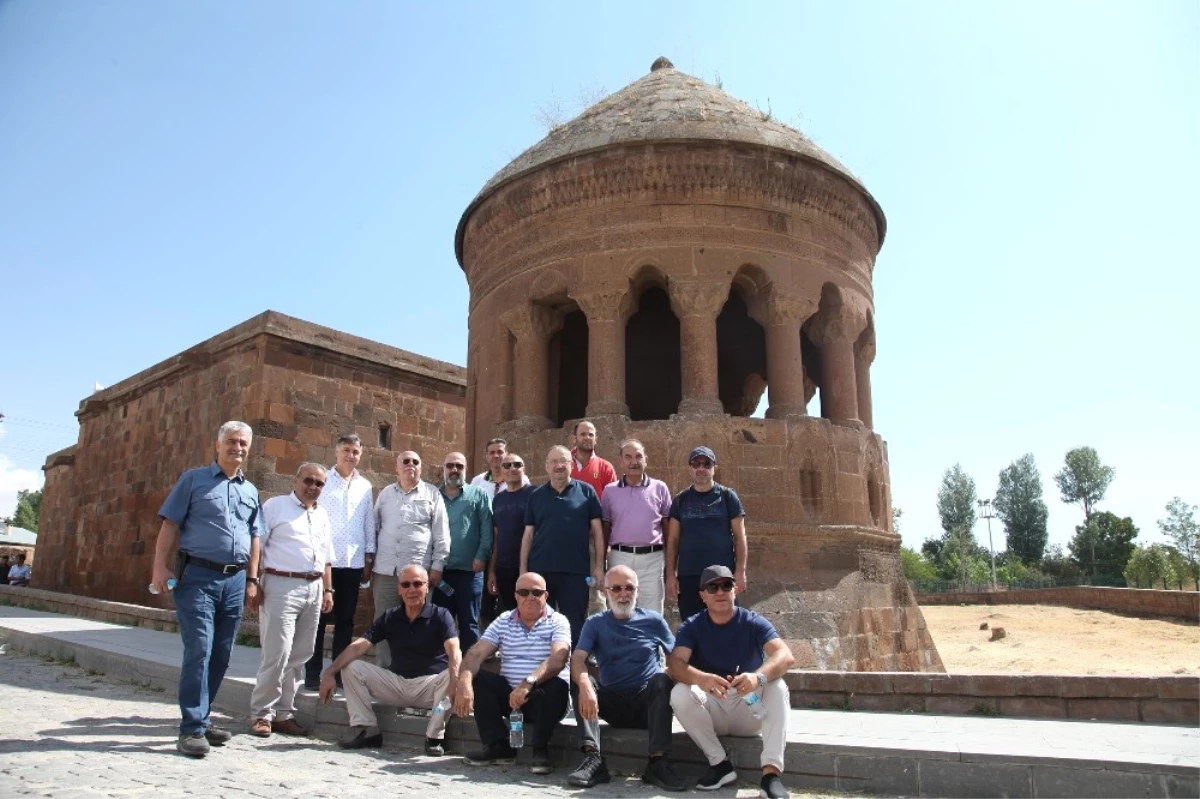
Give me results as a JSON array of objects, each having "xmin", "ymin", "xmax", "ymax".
[
  {"xmin": 322, "ymin": 467, "xmax": 376, "ymax": 568},
  {"xmin": 158, "ymin": 462, "xmax": 262, "ymax": 564},
  {"xmin": 373, "ymin": 480, "xmax": 450, "ymax": 576},
  {"xmin": 439, "ymin": 483, "xmax": 494, "ymax": 571},
  {"xmin": 600, "ymin": 474, "xmax": 672, "ymax": 546},
  {"xmin": 260, "ymin": 493, "xmax": 335, "ymax": 574}
]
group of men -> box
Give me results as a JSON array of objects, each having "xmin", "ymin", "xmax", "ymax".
[{"xmin": 150, "ymin": 420, "xmax": 795, "ymax": 798}]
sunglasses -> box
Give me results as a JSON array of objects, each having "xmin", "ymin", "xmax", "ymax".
[
  {"xmin": 606, "ymin": 584, "xmax": 636, "ymax": 594},
  {"xmin": 302, "ymin": 477, "xmax": 326, "ymax": 487},
  {"xmin": 444, "ymin": 463, "xmax": 466, "ymax": 471},
  {"xmin": 501, "ymin": 461, "xmax": 524, "ymax": 469},
  {"xmin": 401, "ymin": 458, "xmax": 421, "ymax": 466},
  {"xmin": 515, "ymin": 588, "xmax": 547, "ymax": 598},
  {"xmin": 704, "ymin": 581, "xmax": 735, "ymax": 594},
  {"xmin": 690, "ymin": 459, "xmax": 714, "ymax": 469},
  {"xmin": 399, "ymin": 580, "xmax": 426, "ymax": 589}
]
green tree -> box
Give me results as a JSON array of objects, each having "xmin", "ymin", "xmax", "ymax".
[
  {"xmin": 1040, "ymin": 544, "xmax": 1082, "ymax": 581},
  {"xmin": 892, "ymin": 506, "xmax": 903, "ymax": 534},
  {"xmin": 1069, "ymin": 511, "xmax": 1138, "ymax": 578},
  {"xmin": 6, "ymin": 489, "xmax": 41, "ymax": 532},
  {"xmin": 1124, "ymin": 544, "xmax": 1177, "ymax": 589},
  {"xmin": 1054, "ymin": 447, "xmax": 1115, "ymax": 574},
  {"xmin": 937, "ymin": 464, "xmax": 978, "ymax": 536},
  {"xmin": 900, "ymin": 547, "xmax": 937, "ymax": 582},
  {"xmin": 1157, "ymin": 497, "xmax": 1198, "ymax": 585},
  {"xmin": 994, "ymin": 454, "xmax": 1049, "ymax": 565}
]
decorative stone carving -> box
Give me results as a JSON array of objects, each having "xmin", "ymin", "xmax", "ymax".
[
  {"xmin": 668, "ymin": 278, "xmax": 732, "ymax": 319},
  {"xmin": 570, "ymin": 289, "xmax": 632, "ymax": 324},
  {"xmin": 500, "ymin": 303, "xmax": 563, "ymax": 341}
]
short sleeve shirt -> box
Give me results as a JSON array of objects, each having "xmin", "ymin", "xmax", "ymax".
[
  {"xmin": 492, "ymin": 484, "xmax": 536, "ymax": 570},
  {"xmin": 364, "ymin": 602, "xmax": 457, "ymax": 678},
  {"xmin": 524, "ymin": 480, "xmax": 603, "ymax": 575},
  {"xmin": 669, "ymin": 483, "xmax": 744, "ymax": 577},
  {"xmin": 482, "ymin": 607, "xmax": 572, "ymax": 687},
  {"xmin": 571, "ymin": 451, "xmax": 617, "ymax": 499},
  {"xmin": 600, "ymin": 475, "xmax": 672, "ymax": 547},
  {"xmin": 673, "ymin": 607, "xmax": 779, "ymax": 678},
  {"xmin": 158, "ymin": 462, "xmax": 263, "ymax": 564},
  {"xmin": 576, "ymin": 609, "xmax": 674, "ymax": 692}
]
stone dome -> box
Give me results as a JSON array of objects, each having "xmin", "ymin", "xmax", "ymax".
[{"xmin": 455, "ymin": 58, "xmax": 885, "ymax": 264}]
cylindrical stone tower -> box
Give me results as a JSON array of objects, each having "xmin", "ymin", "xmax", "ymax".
[{"xmin": 455, "ymin": 58, "xmax": 942, "ymax": 671}]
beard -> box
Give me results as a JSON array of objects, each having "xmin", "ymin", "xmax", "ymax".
[
  {"xmin": 445, "ymin": 473, "xmax": 464, "ymax": 487},
  {"xmin": 610, "ymin": 598, "xmax": 636, "ymax": 619}
]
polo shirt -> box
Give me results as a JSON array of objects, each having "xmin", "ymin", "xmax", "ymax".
[
  {"xmin": 439, "ymin": 483, "xmax": 493, "ymax": 571},
  {"xmin": 481, "ymin": 606, "xmax": 571, "ymax": 687},
  {"xmin": 577, "ymin": 609, "xmax": 674, "ymax": 692},
  {"xmin": 600, "ymin": 475, "xmax": 672, "ymax": 547},
  {"xmin": 571, "ymin": 449, "xmax": 616, "ymax": 498},
  {"xmin": 492, "ymin": 484, "xmax": 536, "ymax": 570},
  {"xmin": 669, "ymin": 483, "xmax": 745, "ymax": 577},
  {"xmin": 158, "ymin": 462, "xmax": 262, "ymax": 565},
  {"xmin": 364, "ymin": 601, "xmax": 457, "ymax": 678},
  {"xmin": 673, "ymin": 607, "xmax": 779, "ymax": 678},
  {"xmin": 524, "ymin": 479, "xmax": 602, "ymax": 575}
]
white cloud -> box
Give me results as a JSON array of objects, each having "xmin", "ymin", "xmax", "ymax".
[{"xmin": 0, "ymin": 426, "xmax": 46, "ymax": 520}]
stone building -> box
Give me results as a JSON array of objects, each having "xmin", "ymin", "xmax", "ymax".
[
  {"xmin": 36, "ymin": 311, "xmax": 465, "ymax": 607},
  {"xmin": 456, "ymin": 58, "xmax": 941, "ymax": 671}
]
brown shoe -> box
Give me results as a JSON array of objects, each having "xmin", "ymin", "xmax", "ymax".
[
  {"xmin": 271, "ymin": 717, "xmax": 309, "ymax": 736},
  {"xmin": 250, "ymin": 718, "xmax": 272, "ymax": 737}
]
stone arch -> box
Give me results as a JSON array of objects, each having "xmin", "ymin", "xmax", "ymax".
[
  {"xmin": 549, "ymin": 305, "xmax": 588, "ymax": 427},
  {"xmin": 715, "ymin": 266, "xmax": 769, "ymax": 417},
  {"xmin": 625, "ymin": 266, "xmax": 681, "ymax": 421}
]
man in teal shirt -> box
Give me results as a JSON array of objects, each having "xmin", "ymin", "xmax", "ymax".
[{"xmin": 435, "ymin": 451, "xmax": 493, "ymax": 649}]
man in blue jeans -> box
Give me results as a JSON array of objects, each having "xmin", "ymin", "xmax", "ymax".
[
  {"xmin": 152, "ymin": 421, "xmax": 263, "ymax": 758},
  {"xmin": 434, "ymin": 451, "xmax": 492, "ymax": 651}
]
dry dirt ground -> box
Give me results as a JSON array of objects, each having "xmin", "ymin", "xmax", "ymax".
[{"xmin": 921, "ymin": 604, "xmax": 1200, "ymax": 675}]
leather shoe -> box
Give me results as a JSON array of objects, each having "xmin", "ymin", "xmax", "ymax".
[
  {"xmin": 204, "ymin": 726, "xmax": 233, "ymax": 746},
  {"xmin": 339, "ymin": 727, "xmax": 383, "ymax": 749},
  {"xmin": 271, "ymin": 718, "xmax": 309, "ymax": 736},
  {"xmin": 249, "ymin": 718, "xmax": 272, "ymax": 737}
]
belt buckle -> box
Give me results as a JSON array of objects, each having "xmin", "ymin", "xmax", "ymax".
[{"xmin": 223, "ymin": 564, "xmax": 240, "ymax": 575}]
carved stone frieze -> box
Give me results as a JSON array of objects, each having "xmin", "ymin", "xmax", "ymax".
[
  {"xmin": 570, "ymin": 289, "xmax": 632, "ymax": 324},
  {"xmin": 500, "ymin": 304, "xmax": 563, "ymax": 340},
  {"xmin": 668, "ymin": 277, "xmax": 732, "ymax": 318},
  {"xmin": 749, "ymin": 288, "xmax": 818, "ymax": 328}
]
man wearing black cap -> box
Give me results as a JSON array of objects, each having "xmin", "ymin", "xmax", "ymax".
[
  {"xmin": 667, "ymin": 565, "xmax": 795, "ymax": 798},
  {"xmin": 664, "ymin": 446, "xmax": 747, "ymax": 622}
]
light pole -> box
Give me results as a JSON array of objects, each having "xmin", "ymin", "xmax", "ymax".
[{"xmin": 977, "ymin": 498, "xmax": 997, "ymax": 590}]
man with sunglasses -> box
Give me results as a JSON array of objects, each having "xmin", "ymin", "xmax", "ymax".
[
  {"xmin": 372, "ymin": 450, "xmax": 450, "ymax": 669},
  {"xmin": 487, "ymin": 453, "xmax": 535, "ymax": 614},
  {"xmin": 319, "ymin": 564, "xmax": 460, "ymax": 757},
  {"xmin": 435, "ymin": 452, "xmax": 492, "ymax": 651},
  {"xmin": 470, "ymin": 437, "xmax": 530, "ymax": 496},
  {"xmin": 600, "ymin": 439, "xmax": 673, "ymax": 614},
  {"xmin": 246, "ymin": 463, "xmax": 335, "ymax": 738},
  {"xmin": 667, "ymin": 565, "xmax": 795, "ymax": 798},
  {"xmin": 566, "ymin": 565, "xmax": 687, "ymax": 791},
  {"xmin": 665, "ymin": 446, "xmax": 748, "ymax": 622},
  {"xmin": 456, "ymin": 571, "xmax": 571, "ymax": 775}
]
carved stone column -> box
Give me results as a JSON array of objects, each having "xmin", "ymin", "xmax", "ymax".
[
  {"xmin": 669, "ymin": 278, "xmax": 730, "ymax": 415},
  {"xmin": 856, "ymin": 337, "xmax": 875, "ymax": 430},
  {"xmin": 571, "ymin": 290, "xmax": 631, "ymax": 417},
  {"xmin": 750, "ymin": 289, "xmax": 816, "ymax": 419},
  {"xmin": 500, "ymin": 303, "xmax": 563, "ymax": 428},
  {"xmin": 810, "ymin": 312, "xmax": 863, "ymax": 427}
]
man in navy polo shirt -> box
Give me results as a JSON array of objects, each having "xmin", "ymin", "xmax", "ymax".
[
  {"xmin": 520, "ymin": 445, "xmax": 604, "ymax": 646},
  {"xmin": 152, "ymin": 421, "xmax": 264, "ymax": 758},
  {"xmin": 487, "ymin": 453, "xmax": 535, "ymax": 614}
]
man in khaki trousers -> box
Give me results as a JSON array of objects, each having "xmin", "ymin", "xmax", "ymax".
[{"xmin": 319, "ymin": 564, "xmax": 460, "ymax": 756}]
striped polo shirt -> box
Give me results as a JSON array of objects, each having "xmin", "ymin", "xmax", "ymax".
[{"xmin": 481, "ymin": 606, "xmax": 571, "ymax": 687}]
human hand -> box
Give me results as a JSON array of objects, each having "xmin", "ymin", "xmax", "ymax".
[
  {"xmin": 245, "ymin": 581, "xmax": 260, "ymax": 613},
  {"xmin": 700, "ymin": 673, "xmax": 732, "ymax": 698},
  {"xmin": 321, "ymin": 591, "xmax": 334, "ymax": 614},
  {"xmin": 472, "ymin": 559, "xmax": 486, "ymax": 573},
  {"xmin": 735, "ymin": 570, "xmax": 747, "ymax": 593},
  {"xmin": 509, "ymin": 684, "xmax": 531, "ymax": 710},
  {"xmin": 454, "ymin": 680, "xmax": 474, "ymax": 717},
  {"xmin": 577, "ymin": 683, "xmax": 599, "ymax": 721},
  {"xmin": 151, "ymin": 565, "xmax": 175, "ymax": 594},
  {"xmin": 319, "ymin": 673, "xmax": 337, "ymax": 705},
  {"xmin": 487, "ymin": 572, "xmax": 498, "ymax": 596},
  {"xmin": 728, "ymin": 672, "xmax": 759, "ymax": 696}
]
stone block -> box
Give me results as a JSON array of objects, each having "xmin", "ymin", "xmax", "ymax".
[
  {"xmin": 1066, "ymin": 698, "xmax": 1140, "ymax": 722},
  {"xmin": 1031, "ymin": 766, "xmax": 1168, "ymax": 799},
  {"xmin": 1158, "ymin": 679, "xmax": 1200, "ymax": 701},
  {"xmin": 1058, "ymin": 677, "xmax": 1112, "ymax": 698},
  {"xmin": 1105, "ymin": 676, "xmax": 1160, "ymax": 699},
  {"xmin": 1139, "ymin": 700, "xmax": 1199, "ymax": 725},
  {"xmin": 919, "ymin": 759, "xmax": 1033, "ymax": 798},
  {"xmin": 926, "ymin": 696, "xmax": 987, "ymax": 715},
  {"xmin": 998, "ymin": 696, "xmax": 1067, "ymax": 719},
  {"xmin": 836, "ymin": 754, "xmax": 919, "ymax": 796}
]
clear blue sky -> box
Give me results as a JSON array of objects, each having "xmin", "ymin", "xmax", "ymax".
[{"xmin": 2, "ymin": 1, "xmax": 1197, "ymax": 553}]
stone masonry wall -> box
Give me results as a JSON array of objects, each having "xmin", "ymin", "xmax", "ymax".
[{"xmin": 916, "ymin": 587, "xmax": 1200, "ymax": 621}]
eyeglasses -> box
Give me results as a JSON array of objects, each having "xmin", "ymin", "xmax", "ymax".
[
  {"xmin": 302, "ymin": 477, "xmax": 326, "ymax": 487},
  {"xmin": 689, "ymin": 459, "xmax": 714, "ymax": 469},
  {"xmin": 401, "ymin": 458, "xmax": 421, "ymax": 466},
  {"xmin": 703, "ymin": 581, "xmax": 735, "ymax": 594},
  {"xmin": 501, "ymin": 461, "xmax": 524, "ymax": 469},
  {"xmin": 606, "ymin": 584, "xmax": 636, "ymax": 594},
  {"xmin": 399, "ymin": 580, "xmax": 426, "ymax": 589},
  {"xmin": 515, "ymin": 588, "xmax": 547, "ymax": 598},
  {"xmin": 443, "ymin": 464, "xmax": 465, "ymax": 471}
]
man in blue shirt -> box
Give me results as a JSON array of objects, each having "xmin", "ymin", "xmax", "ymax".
[
  {"xmin": 487, "ymin": 453, "xmax": 535, "ymax": 614},
  {"xmin": 520, "ymin": 445, "xmax": 604, "ymax": 647},
  {"xmin": 667, "ymin": 566, "xmax": 796, "ymax": 798},
  {"xmin": 435, "ymin": 451, "xmax": 493, "ymax": 650},
  {"xmin": 152, "ymin": 421, "xmax": 264, "ymax": 758},
  {"xmin": 566, "ymin": 565, "xmax": 686, "ymax": 792}
]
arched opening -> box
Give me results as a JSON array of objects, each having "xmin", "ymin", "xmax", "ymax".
[
  {"xmin": 550, "ymin": 308, "xmax": 588, "ymax": 426},
  {"xmin": 716, "ymin": 291, "xmax": 766, "ymax": 417},
  {"xmin": 801, "ymin": 329, "xmax": 821, "ymax": 415},
  {"xmin": 625, "ymin": 286, "xmax": 681, "ymax": 420}
]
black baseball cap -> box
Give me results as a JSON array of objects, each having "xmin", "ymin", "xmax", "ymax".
[{"xmin": 699, "ymin": 565, "xmax": 734, "ymax": 586}]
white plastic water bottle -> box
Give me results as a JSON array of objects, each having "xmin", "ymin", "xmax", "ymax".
[
  {"xmin": 148, "ymin": 579, "xmax": 177, "ymax": 595},
  {"xmin": 433, "ymin": 696, "xmax": 452, "ymax": 715},
  {"xmin": 438, "ymin": 580, "xmax": 456, "ymax": 597},
  {"xmin": 743, "ymin": 690, "xmax": 767, "ymax": 720},
  {"xmin": 509, "ymin": 710, "xmax": 524, "ymax": 748}
]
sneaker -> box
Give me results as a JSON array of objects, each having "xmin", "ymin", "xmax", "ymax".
[
  {"xmin": 642, "ymin": 757, "xmax": 687, "ymax": 792},
  {"xmin": 203, "ymin": 726, "xmax": 233, "ymax": 746},
  {"xmin": 463, "ymin": 742, "xmax": 518, "ymax": 766},
  {"xmin": 177, "ymin": 732, "xmax": 210, "ymax": 758},
  {"xmin": 424, "ymin": 738, "xmax": 445, "ymax": 756},
  {"xmin": 760, "ymin": 773, "xmax": 790, "ymax": 799},
  {"xmin": 530, "ymin": 747, "xmax": 553, "ymax": 775},
  {"xmin": 697, "ymin": 759, "xmax": 736, "ymax": 791},
  {"xmin": 271, "ymin": 718, "xmax": 309, "ymax": 736},
  {"xmin": 567, "ymin": 751, "xmax": 610, "ymax": 787},
  {"xmin": 249, "ymin": 718, "xmax": 272, "ymax": 738},
  {"xmin": 339, "ymin": 726, "xmax": 382, "ymax": 749}
]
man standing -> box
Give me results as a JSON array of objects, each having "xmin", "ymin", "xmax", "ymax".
[
  {"xmin": 570, "ymin": 420, "xmax": 616, "ymax": 499},
  {"xmin": 372, "ymin": 451, "xmax": 450, "ymax": 669},
  {"xmin": 470, "ymin": 437, "xmax": 529, "ymax": 497},
  {"xmin": 247, "ymin": 464, "xmax": 334, "ymax": 738},
  {"xmin": 305, "ymin": 433, "xmax": 375, "ymax": 690},
  {"xmin": 435, "ymin": 451, "xmax": 492, "ymax": 651},
  {"xmin": 320, "ymin": 564, "xmax": 460, "ymax": 757},
  {"xmin": 487, "ymin": 454, "xmax": 534, "ymax": 614},
  {"xmin": 566, "ymin": 566, "xmax": 686, "ymax": 792},
  {"xmin": 665, "ymin": 447, "xmax": 748, "ymax": 622},
  {"xmin": 667, "ymin": 566, "xmax": 795, "ymax": 798},
  {"xmin": 521, "ymin": 445, "xmax": 604, "ymax": 646},
  {"xmin": 152, "ymin": 421, "xmax": 263, "ymax": 758},
  {"xmin": 600, "ymin": 439, "xmax": 673, "ymax": 614},
  {"xmin": 455, "ymin": 572, "xmax": 570, "ymax": 775}
]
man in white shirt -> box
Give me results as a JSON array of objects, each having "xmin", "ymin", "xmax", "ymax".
[
  {"xmin": 246, "ymin": 463, "xmax": 334, "ymax": 737},
  {"xmin": 305, "ymin": 434, "xmax": 376, "ymax": 690}
]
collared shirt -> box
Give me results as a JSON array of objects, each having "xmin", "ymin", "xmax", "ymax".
[
  {"xmin": 364, "ymin": 601, "xmax": 458, "ymax": 679},
  {"xmin": 373, "ymin": 480, "xmax": 450, "ymax": 576},
  {"xmin": 481, "ymin": 606, "xmax": 571, "ymax": 687},
  {"xmin": 8, "ymin": 564, "xmax": 31, "ymax": 582},
  {"xmin": 158, "ymin": 462, "xmax": 262, "ymax": 564},
  {"xmin": 600, "ymin": 474, "xmax": 672, "ymax": 547},
  {"xmin": 492, "ymin": 484, "xmax": 537, "ymax": 570},
  {"xmin": 669, "ymin": 482, "xmax": 745, "ymax": 577},
  {"xmin": 322, "ymin": 467, "xmax": 376, "ymax": 568},
  {"xmin": 524, "ymin": 479, "xmax": 602, "ymax": 575},
  {"xmin": 570, "ymin": 449, "xmax": 617, "ymax": 499},
  {"xmin": 470, "ymin": 471, "xmax": 531, "ymax": 500},
  {"xmin": 439, "ymin": 483, "xmax": 493, "ymax": 571},
  {"xmin": 260, "ymin": 493, "xmax": 335, "ymax": 574}
]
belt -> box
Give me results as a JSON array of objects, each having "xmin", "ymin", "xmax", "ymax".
[
  {"xmin": 610, "ymin": 544, "xmax": 664, "ymax": 555},
  {"xmin": 263, "ymin": 567, "xmax": 323, "ymax": 581},
  {"xmin": 183, "ymin": 554, "xmax": 245, "ymax": 575}
]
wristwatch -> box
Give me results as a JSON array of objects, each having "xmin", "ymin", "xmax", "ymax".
[
  {"xmin": 324, "ymin": 588, "xmax": 334, "ymax": 594},
  {"xmin": 755, "ymin": 671, "xmax": 767, "ymax": 687},
  {"xmin": 523, "ymin": 675, "xmax": 537, "ymax": 688},
  {"xmin": 246, "ymin": 577, "xmax": 260, "ymax": 586}
]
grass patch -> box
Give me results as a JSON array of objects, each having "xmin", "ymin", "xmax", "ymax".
[
  {"xmin": 235, "ymin": 631, "xmax": 261, "ymax": 648},
  {"xmin": 968, "ymin": 702, "xmax": 1000, "ymax": 717}
]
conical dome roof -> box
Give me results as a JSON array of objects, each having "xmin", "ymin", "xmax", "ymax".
[{"xmin": 456, "ymin": 58, "xmax": 884, "ymax": 263}]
